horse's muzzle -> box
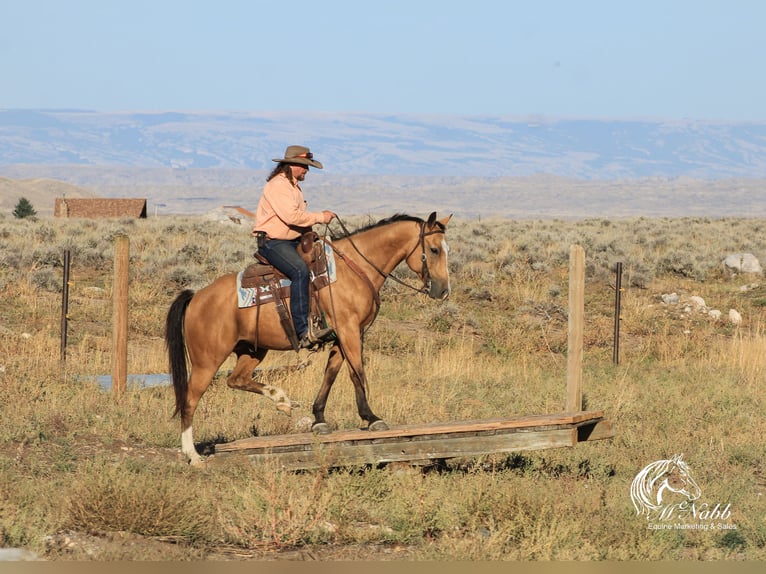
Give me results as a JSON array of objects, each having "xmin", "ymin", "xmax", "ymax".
[{"xmin": 428, "ymin": 280, "xmax": 450, "ymax": 301}]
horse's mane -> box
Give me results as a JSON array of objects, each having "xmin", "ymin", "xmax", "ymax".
[
  {"xmin": 631, "ymin": 458, "xmax": 671, "ymax": 514},
  {"xmin": 339, "ymin": 213, "xmax": 424, "ymax": 238}
]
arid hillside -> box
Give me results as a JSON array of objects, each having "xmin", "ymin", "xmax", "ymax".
[
  {"xmin": 1, "ymin": 170, "xmax": 766, "ymax": 219},
  {"xmin": 0, "ymin": 177, "xmax": 94, "ymax": 216}
]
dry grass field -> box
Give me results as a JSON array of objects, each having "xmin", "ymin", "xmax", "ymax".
[{"xmin": 1, "ymin": 212, "xmax": 765, "ymax": 561}]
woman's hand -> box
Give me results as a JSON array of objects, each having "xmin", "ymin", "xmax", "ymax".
[{"xmin": 321, "ymin": 210, "xmax": 336, "ymax": 224}]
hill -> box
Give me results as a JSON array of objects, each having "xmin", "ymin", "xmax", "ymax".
[
  {"xmin": 1, "ymin": 169, "xmax": 765, "ymax": 219},
  {"xmin": 2, "ymin": 110, "xmax": 766, "ymax": 218},
  {"xmin": 0, "ymin": 177, "xmax": 94, "ymax": 217}
]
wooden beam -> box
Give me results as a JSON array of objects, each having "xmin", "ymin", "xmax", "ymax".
[
  {"xmin": 576, "ymin": 419, "xmax": 615, "ymax": 442},
  {"xmin": 215, "ymin": 410, "xmax": 605, "ymax": 453},
  {"xmin": 232, "ymin": 427, "xmax": 578, "ymax": 471},
  {"xmin": 214, "ymin": 411, "xmax": 613, "ymax": 471}
]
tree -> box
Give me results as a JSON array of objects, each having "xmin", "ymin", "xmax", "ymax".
[{"xmin": 13, "ymin": 197, "xmax": 37, "ymax": 219}]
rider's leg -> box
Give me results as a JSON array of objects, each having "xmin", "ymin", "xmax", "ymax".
[{"xmin": 258, "ymin": 239, "xmax": 310, "ymax": 338}]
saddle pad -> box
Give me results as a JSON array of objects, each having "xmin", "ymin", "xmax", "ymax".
[
  {"xmin": 236, "ymin": 273, "xmax": 288, "ymax": 308},
  {"xmin": 236, "ymin": 239, "xmax": 338, "ymax": 309}
]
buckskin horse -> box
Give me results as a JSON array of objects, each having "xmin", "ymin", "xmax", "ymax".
[{"xmin": 165, "ymin": 212, "xmax": 452, "ymax": 465}]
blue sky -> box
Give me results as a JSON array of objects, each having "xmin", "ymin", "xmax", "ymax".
[{"xmin": 1, "ymin": 0, "xmax": 764, "ymax": 121}]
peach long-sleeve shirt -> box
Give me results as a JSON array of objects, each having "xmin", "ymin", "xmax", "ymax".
[{"xmin": 253, "ymin": 173, "xmax": 326, "ymax": 240}]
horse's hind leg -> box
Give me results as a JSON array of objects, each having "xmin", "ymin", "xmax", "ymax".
[
  {"xmin": 226, "ymin": 343, "xmax": 295, "ymax": 415},
  {"xmin": 181, "ymin": 365, "xmax": 218, "ymax": 466}
]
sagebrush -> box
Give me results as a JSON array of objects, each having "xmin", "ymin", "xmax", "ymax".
[{"xmin": 1, "ymin": 213, "xmax": 764, "ymax": 560}]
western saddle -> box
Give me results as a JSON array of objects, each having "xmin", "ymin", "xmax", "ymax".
[{"xmin": 241, "ymin": 232, "xmax": 332, "ymax": 351}]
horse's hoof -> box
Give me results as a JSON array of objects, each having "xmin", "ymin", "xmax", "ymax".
[
  {"xmin": 312, "ymin": 422, "xmax": 332, "ymax": 435},
  {"xmin": 369, "ymin": 420, "xmax": 389, "ymax": 432},
  {"xmin": 276, "ymin": 402, "xmax": 292, "ymax": 416}
]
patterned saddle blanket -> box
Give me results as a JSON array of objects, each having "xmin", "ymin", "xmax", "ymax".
[{"xmin": 236, "ymin": 239, "xmax": 337, "ymax": 308}]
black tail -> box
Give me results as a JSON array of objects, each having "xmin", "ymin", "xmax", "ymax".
[{"xmin": 165, "ymin": 289, "xmax": 195, "ymax": 418}]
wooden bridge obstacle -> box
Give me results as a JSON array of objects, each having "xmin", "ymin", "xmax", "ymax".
[{"xmin": 214, "ymin": 245, "xmax": 614, "ymax": 470}]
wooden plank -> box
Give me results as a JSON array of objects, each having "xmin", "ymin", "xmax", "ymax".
[
  {"xmin": 238, "ymin": 427, "xmax": 578, "ymax": 471},
  {"xmin": 215, "ymin": 410, "xmax": 605, "ymax": 453},
  {"xmin": 576, "ymin": 419, "xmax": 614, "ymax": 442}
]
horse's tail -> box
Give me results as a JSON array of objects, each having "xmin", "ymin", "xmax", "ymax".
[{"xmin": 165, "ymin": 289, "xmax": 195, "ymax": 418}]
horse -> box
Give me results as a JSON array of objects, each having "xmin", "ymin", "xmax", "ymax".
[
  {"xmin": 630, "ymin": 454, "xmax": 702, "ymax": 518},
  {"xmin": 165, "ymin": 212, "xmax": 452, "ymax": 465}
]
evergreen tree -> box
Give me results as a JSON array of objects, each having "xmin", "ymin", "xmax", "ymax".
[{"xmin": 13, "ymin": 197, "xmax": 37, "ymax": 219}]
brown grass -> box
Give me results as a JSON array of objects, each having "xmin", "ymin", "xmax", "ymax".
[{"xmin": 1, "ymin": 213, "xmax": 765, "ymax": 560}]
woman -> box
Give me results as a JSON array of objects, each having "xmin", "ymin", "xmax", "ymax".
[{"xmin": 253, "ymin": 145, "xmax": 335, "ymax": 348}]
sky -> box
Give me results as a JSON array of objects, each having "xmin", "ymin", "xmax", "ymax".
[{"xmin": 1, "ymin": 0, "xmax": 765, "ymax": 121}]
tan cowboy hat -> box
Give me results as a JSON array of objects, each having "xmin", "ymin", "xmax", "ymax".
[{"xmin": 272, "ymin": 145, "xmax": 323, "ymax": 169}]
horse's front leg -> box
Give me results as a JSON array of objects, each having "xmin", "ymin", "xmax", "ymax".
[
  {"xmin": 311, "ymin": 343, "xmax": 345, "ymax": 434},
  {"xmin": 226, "ymin": 343, "xmax": 295, "ymax": 415},
  {"xmin": 341, "ymin": 335, "xmax": 388, "ymax": 432}
]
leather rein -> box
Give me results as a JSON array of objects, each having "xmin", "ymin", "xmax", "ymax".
[{"xmin": 330, "ymin": 216, "xmax": 442, "ymax": 296}]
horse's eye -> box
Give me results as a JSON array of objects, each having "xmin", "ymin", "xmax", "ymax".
[{"xmin": 430, "ymin": 246, "xmax": 439, "ymax": 255}]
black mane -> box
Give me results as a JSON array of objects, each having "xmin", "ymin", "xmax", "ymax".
[{"xmin": 340, "ymin": 213, "xmax": 424, "ymax": 238}]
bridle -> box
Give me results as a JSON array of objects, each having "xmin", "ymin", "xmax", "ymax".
[{"xmin": 332, "ymin": 216, "xmax": 443, "ymax": 295}]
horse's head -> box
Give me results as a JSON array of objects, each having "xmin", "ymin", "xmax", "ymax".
[
  {"xmin": 664, "ymin": 454, "xmax": 702, "ymax": 502},
  {"xmin": 406, "ymin": 212, "xmax": 452, "ymax": 300},
  {"xmin": 631, "ymin": 453, "xmax": 702, "ymax": 516}
]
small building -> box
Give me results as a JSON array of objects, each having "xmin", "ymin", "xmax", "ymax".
[{"xmin": 54, "ymin": 198, "xmax": 148, "ymax": 219}]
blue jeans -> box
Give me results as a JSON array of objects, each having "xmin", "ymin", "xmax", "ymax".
[{"xmin": 258, "ymin": 239, "xmax": 309, "ymax": 337}]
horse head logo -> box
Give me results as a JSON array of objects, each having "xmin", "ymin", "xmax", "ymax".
[{"xmin": 630, "ymin": 454, "xmax": 702, "ymax": 518}]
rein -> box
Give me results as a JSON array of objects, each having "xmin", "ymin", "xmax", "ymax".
[
  {"xmin": 322, "ymin": 237, "xmax": 381, "ymax": 309},
  {"xmin": 331, "ymin": 216, "xmax": 439, "ymax": 295}
]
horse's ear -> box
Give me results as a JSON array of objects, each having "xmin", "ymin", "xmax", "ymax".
[
  {"xmin": 426, "ymin": 212, "xmax": 451, "ymax": 230},
  {"xmin": 670, "ymin": 453, "xmax": 684, "ymax": 466}
]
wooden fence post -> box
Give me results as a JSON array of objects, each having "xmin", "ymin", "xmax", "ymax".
[
  {"xmin": 112, "ymin": 235, "xmax": 129, "ymax": 396},
  {"xmin": 613, "ymin": 262, "xmax": 623, "ymax": 365},
  {"xmin": 566, "ymin": 244, "xmax": 585, "ymax": 412}
]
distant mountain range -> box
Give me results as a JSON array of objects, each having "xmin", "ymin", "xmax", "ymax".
[
  {"xmin": 4, "ymin": 109, "xmax": 766, "ymax": 178},
  {"xmin": 2, "ymin": 109, "xmax": 766, "ymax": 218}
]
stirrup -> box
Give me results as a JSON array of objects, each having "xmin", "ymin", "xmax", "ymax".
[
  {"xmin": 308, "ymin": 325, "xmax": 334, "ymax": 343},
  {"xmin": 300, "ymin": 324, "xmax": 334, "ymax": 349}
]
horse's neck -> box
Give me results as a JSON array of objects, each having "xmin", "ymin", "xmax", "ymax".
[{"xmin": 340, "ymin": 224, "xmax": 415, "ymax": 277}]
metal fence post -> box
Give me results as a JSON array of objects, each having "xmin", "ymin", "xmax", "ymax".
[{"xmin": 60, "ymin": 249, "xmax": 71, "ymax": 369}]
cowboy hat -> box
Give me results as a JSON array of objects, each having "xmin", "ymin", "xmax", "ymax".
[{"xmin": 272, "ymin": 145, "xmax": 323, "ymax": 169}]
